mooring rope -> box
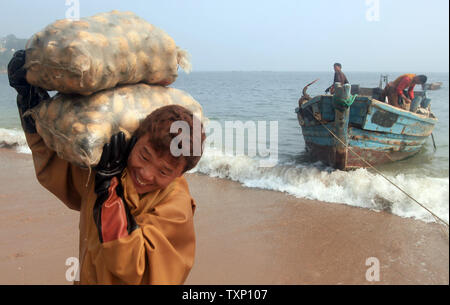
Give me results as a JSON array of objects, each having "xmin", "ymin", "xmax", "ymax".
[{"xmin": 301, "ymin": 105, "xmax": 449, "ymax": 233}]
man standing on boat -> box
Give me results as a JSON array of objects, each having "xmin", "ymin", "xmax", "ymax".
[
  {"xmin": 325, "ymin": 63, "xmax": 349, "ymax": 94},
  {"xmin": 380, "ymin": 74, "xmax": 427, "ymax": 111}
]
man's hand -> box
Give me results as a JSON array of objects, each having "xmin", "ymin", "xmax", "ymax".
[
  {"xmin": 94, "ymin": 132, "xmax": 137, "ymax": 178},
  {"xmin": 400, "ymin": 94, "xmax": 411, "ymax": 104},
  {"xmin": 8, "ymin": 50, "xmax": 30, "ymax": 96},
  {"xmin": 93, "ymin": 132, "xmax": 138, "ymax": 244},
  {"xmin": 7, "ymin": 50, "xmax": 49, "ymax": 133}
]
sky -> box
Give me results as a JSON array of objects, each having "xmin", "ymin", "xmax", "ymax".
[{"xmin": 0, "ymin": 0, "xmax": 448, "ymax": 72}]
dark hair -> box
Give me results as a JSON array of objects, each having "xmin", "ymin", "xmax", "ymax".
[
  {"xmin": 417, "ymin": 75, "xmax": 427, "ymax": 84},
  {"xmin": 334, "ymin": 63, "xmax": 342, "ymax": 68},
  {"xmin": 134, "ymin": 105, "xmax": 206, "ymax": 173}
]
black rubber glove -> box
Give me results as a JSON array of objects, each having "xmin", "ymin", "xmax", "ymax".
[
  {"xmin": 7, "ymin": 50, "xmax": 49, "ymax": 133},
  {"xmin": 94, "ymin": 132, "xmax": 137, "ymax": 178},
  {"xmin": 93, "ymin": 132, "xmax": 138, "ymax": 243}
]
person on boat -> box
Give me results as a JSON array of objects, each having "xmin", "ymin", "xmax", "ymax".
[
  {"xmin": 380, "ymin": 74, "xmax": 427, "ymax": 111},
  {"xmin": 325, "ymin": 63, "xmax": 349, "ymax": 94},
  {"xmin": 8, "ymin": 50, "xmax": 206, "ymax": 284}
]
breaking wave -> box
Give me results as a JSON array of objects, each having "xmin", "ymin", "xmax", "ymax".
[
  {"xmin": 1, "ymin": 128, "xmax": 448, "ymax": 224},
  {"xmin": 190, "ymin": 147, "xmax": 449, "ymax": 224},
  {"xmin": 0, "ymin": 128, "xmax": 31, "ymax": 154}
]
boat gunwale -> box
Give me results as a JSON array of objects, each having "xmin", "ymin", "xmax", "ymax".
[{"xmin": 298, "ymin": 94, "xmax": 438, "ymax": 125}]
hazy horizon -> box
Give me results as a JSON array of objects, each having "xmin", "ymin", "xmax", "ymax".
[{"xmin": 1, "ymin": 0, "xmax": 448, "ymax": 73}]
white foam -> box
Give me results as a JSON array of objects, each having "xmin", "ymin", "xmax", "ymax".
[
  {"xmin": 190, "ymin": 147, "xmax": 449, "ymax": 224},
  {"xmin": 2, "ymin": 128, "xmax": 448, "ymax": 224},
  {"xmin": 0, "ymin": 128, "xmax": 31, "ymax": 154}
]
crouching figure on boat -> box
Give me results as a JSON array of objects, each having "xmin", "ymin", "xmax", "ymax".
[{"xmin": 380, "ymin": 74, "xmax": 428, "ymax": 111}]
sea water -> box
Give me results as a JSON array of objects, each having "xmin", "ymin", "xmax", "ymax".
[{"xmin": 0, "ymin": 72, "xmax": 448, "ymax": 223}]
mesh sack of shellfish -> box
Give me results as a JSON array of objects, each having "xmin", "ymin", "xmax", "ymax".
[
  {"xmin": 24, "ymin": 10, "xmax": 191, "ymax": 95},
  {"xmin": 28, "ymin": 84, "xmax": 205, "ymax": 168}
]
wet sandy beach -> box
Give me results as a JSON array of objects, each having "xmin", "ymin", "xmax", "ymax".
[{"xmin": 0, "ymin": 148, "xmax": 448, "ymax": 284}]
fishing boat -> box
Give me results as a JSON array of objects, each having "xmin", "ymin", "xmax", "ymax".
[
  {"xmin": 425, "ymin": 82, "xmax": 443, "ymax": 90},
  {"xmin": 294, "ymin": 80, "xmax": 438, "ymax": 170}
]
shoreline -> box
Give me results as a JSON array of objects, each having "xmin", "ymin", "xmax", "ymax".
[{"xmin": 0, "ymin": 148, "xmax": 448, "ymax": 284}]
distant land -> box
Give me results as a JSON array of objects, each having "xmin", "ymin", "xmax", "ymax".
[{"xmin": 0, "ymin": 34, "xmax": 28, "ymax": 73}]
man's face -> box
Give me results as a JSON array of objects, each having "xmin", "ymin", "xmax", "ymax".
[
  {"xmin": 413, "ymin": 76, "xmax": 424, "ymax": 85},
  {"xmin": 127, "ymin": 133, "xmax": 186, "ymax": 194}
]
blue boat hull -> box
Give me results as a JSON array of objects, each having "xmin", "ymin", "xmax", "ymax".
[{"xmin": 295, "ymin": 95, "xmax": 437, "ymax": 170}]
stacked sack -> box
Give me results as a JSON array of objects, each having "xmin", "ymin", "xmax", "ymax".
[{"xmin": 25, "ymin": 10, "xmax": 205, "ymax": 168}]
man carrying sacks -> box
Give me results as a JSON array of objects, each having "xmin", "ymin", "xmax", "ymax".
[
  {"xmin": 8, "ymin": 51, "xmax": 206, "ymax": 284},
  {"xmin": 19, "ymin": 10, "xmax": 202, "ymax": 170}
]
